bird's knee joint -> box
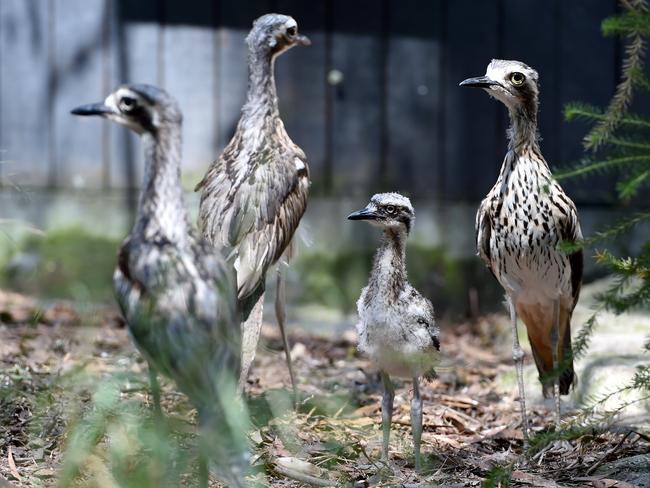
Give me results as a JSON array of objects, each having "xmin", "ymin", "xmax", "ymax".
[
  {"xmin": 512, "ymin": 347, "xmax": 525, "ymax": 362},
  {"xmin": 411, "ymin": 401, "xmax": 422, "ymax": 414}
]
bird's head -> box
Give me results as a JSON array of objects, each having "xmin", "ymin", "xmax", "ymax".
[
  {"xmin": 459, "ymin": 59, "xmax": 539, "ymax": 113},
  {"xmin": 71, "ymin": 84, "xmax": 181, "ymax": 135},
  {"xmin": 348, "ymin": 193, "xmax": 415, "ymax": 234},
  {"xmin": 246, "ymin": 13, "xmax": 310, "ymax": 57}
]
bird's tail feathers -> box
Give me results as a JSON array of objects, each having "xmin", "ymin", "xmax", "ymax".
[{"xmin": 519, "ymin": 301, "xmax": 575, "ymax": 397}]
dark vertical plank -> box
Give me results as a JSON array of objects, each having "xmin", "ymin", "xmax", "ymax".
[
  {"xmin": 443, "ymin": 0, "xmax": 500, "ymax": 201},
  {"xmin": 385, "ymin": 0, "xmax": 442, "ymax": 199},
  {"xmin": 216, "ymin": 1, "xmax": 272, "ymax": 151},
  {"xmin": 558, "ymin": 0, "xmax": 618, "ymax": 204},
  {"xmin": 274, "ymin": 0, "xmax": 328, "ymax": 194},
  {"xmin": 162, "ymin": 0, "xmax": 218, "ymax": 185},
  {"xmin": 502, "ymin": 0, "xmax": 561, "ymax": 170},
  {"xmin": 99, "ymin": 0, "xmax": 114, "ymax": 189},
  {"xmin": 330, "ymin": 0, "xmax": 384, "ymax": 197},
  {"xmin": 53, "ymin": 0, "xmax": 108, "ymax": 189},
  {"xmin": 0, "ymin": 0, "xmax": 51, "ymax": 187},
  {"xmin": 112, "ymin": 0, "xmax": 162, "ymax": 189}
]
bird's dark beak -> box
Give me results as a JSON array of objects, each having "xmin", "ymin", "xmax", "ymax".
[
  {"xmin": 348, "ymin": 206, "xmax": 378, "ymax": 221},
  {"xmin": 459, "ymin": 76, "xmax": 499, "ymax": 88},
  {"xmin": 295, "ymin": 34, "xmax": 311, "ymax": 46},
  {"xmin": 70, "ymin": 102, "xmax": 113, "ymax": 117}
]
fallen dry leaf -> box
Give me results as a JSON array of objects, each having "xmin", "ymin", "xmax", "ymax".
[{"xmin": 7, "ymin": 448, "xmax": 20, "ymax": 482}]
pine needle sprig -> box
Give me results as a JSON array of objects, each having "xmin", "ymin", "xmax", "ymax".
[
  {"xmin": 586, "ymin": 0, "xmax": 648, "ymax": 150},
  {"xmin": 554, "ymin": 155, "xmax": 650, "ymax": 179},
  {"xmin": 564, "ymin": 103, "xmax": 650, "ymax": 129}
]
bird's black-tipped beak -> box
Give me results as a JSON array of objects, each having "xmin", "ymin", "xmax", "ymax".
[
  {"xmin": 70, "ymin": 102, "xmax": 113, "ymax": 117},
  {"xmin": 296, "ymin": 34, "xmax": 311, "ymax": 46},
  {"xmin": 459, "ymin": 76, "xmax": 499, "ymax": 88},
  {"xmin": 348, "ymin": 206, "xmax": 378, "ymax": 221}
]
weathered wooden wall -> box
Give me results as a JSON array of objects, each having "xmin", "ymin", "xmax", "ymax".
[{"xmin": 0, "ymin": 0, "xmax": 624, "ymax": 203}]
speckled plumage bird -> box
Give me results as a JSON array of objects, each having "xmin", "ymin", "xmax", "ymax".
[
  {"xmin": 348, "ymin": 193, "xmax": 440, "ymax": 471},
  {"xmin": 460, "ymin": 60, "xmax": 583, "ymax": 441},
  {"xmin": 72, "ymin": 85, "xmax": 248, "ymax": 487},
  {"xmin": 196, "ymin": 14, "xmax": 311, "ymax": 395}
]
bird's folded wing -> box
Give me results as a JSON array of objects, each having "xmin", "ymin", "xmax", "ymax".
[
  {"xmin": 475, "ymin": 197, "xmax": 493, "ymax": 269},
  {"xmin": 197, "ymin": 147, "xmax": 309, "ymax": 299},
  {"xmin": 554, "ymin": 196, "xmax": 583, "ymax": 305}
]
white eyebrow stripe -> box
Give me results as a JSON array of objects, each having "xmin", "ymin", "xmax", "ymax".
[
  {"xmin": 104, "ymin": 93, "xmax": 118, "ymax": 111},
  {"xmin": 294, "ymin": 158, "xmax": 305, "ymax": 171}
]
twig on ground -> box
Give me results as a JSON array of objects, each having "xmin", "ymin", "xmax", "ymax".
[
  {"xmin": 273, "ymin": 464, "xmax": 337, "ymax": 486},
  {"xmin": 586, "ymin": 430, "xmax": 635, "ymax": 475}
]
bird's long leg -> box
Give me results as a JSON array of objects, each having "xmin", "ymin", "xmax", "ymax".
[
  {"xmin": 411, "ymin": 376, "xmax": 423, "ymax": 472},
  {"xmin": 238, "ymin": 290, "xmax": 265, "ymax": 393},
  {"xmin": 148, "ymin": 365, "xmax": 163, "ymax": 419},
  {"xmin": 508, "ymin": 296, "xmax": 530, "ymax": 445},
  {"xmin": 380, "ymin": 370, "xmax": 395, "ymax": 464},
  {"xmin": 275, "ymin": 266, "xmax": 298, "ymax": 405},
  {"xmin": 550, "ymin": 298, "xmax": 561, "ymax": 428}
]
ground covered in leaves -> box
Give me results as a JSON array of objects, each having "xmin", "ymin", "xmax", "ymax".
[{"xmin": 0, "ymin": 290, "xmax": 648, "ymax": 487}]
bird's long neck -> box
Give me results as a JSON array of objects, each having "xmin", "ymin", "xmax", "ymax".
[
  {"xmin": 368, "ymin": 229, "xmax": 408, "ymax": 302},
  {"xmin": 242, "ymin": 49, "xmax": 280, "ymax": 122},
  {"xmin": 134, "ymin": 125, "xmax": 189, "ymax": 243},
  {"xmin": 507, "ymin": 102, "xmax": 539, "ymax": 154},
  {"xmin": 501, "ymin": 100, "xmax": 551, "ymax": 180}
]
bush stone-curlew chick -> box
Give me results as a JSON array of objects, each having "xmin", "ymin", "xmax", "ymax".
[
  {"xmin": 460, "ymin": 60, "xmax": 583, "ymax": 443},
  {"xmin": 196, "ymin": 14, "xmax": 311, "ymax": 398},
  {"xmin": 72, "ymin": 85, "xmax": 248, "ymax": 487},
  {"xmin": 348, "ymin": 193, "xmax": 440, "ymax": 471}
]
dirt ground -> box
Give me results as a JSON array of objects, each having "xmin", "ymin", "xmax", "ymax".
[{"xmin": 0, "ymin": 290, "xmax": 648, "ymax": 487}]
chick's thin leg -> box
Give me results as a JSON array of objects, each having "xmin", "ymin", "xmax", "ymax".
[
  {"xmin": 411, "ymin": 376, "xmax": 423, "ymax": 472},
  {"xmin": 380, "ymin": 370, "xmax": 395, "ymax": 463}
]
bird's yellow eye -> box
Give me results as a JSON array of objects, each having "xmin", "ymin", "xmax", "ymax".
[
  {"xmin": 385, "ymin": 205, "xmax": 395, "ymax": 214},
  {"xmin": 286, "ymin": 26, "xmax": 296, "ymax": 37},
  {"xmin": 510, "ymin": 72, "xmax": 525, "ymax": 86}
]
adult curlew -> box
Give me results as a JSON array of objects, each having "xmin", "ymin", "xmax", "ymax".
[
  {"xmin": 72, "ymin": 84, "xmax": 248, "ymax": 487},
  {"xmin": 460, "ymin": 60, "xmax": 583, "ymax": 442},
  {"xmin": 196, "ymin": 14, "xmax": 311, "ymax": 398}
]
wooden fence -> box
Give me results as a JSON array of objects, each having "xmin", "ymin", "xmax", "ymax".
[{"xmin": 0, "ymin": 0, "xmax": 631, "ymax": 203}]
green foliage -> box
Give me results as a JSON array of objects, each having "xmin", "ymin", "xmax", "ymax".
[
  {"xmin": 58, "ymin": 378, "xmax": 195, "ymax": 488},
  {"xmin": 482, "ymin": 464, "xmax": 512, "ymax": 488},
  {"xmin": 293, "ymin": 247, "xmax": 373, "ymax": 313},
  {"xmin": 0, "ymin": 226, "xmax": 119, "ymax": 303},
  {"xmin": 602, "ymin": 9, "xmax": 650, "ymax": 36},
  {"xmin": 593, "ymin": 243, "xmax": 650, "ymax": 313},
  {"xmin": 560, "ymin": 0, "xmax": 650, "ymax": 419},
  {"xmin": 561, "ymin": 0, "xmax": 650, "ymax": 307}
]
